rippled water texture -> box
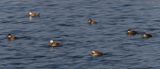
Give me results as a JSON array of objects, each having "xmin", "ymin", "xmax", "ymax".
[{"xmin": 1, "ymin": 0, "xmax": 160, "ymax": 69}]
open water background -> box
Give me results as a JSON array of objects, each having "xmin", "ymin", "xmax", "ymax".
[{"xmin": 0, "ymin": 0, "xmax": 160, "ymax": 69}]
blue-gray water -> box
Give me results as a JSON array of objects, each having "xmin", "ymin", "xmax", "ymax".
[{"xmin": 0, "ymin": 0, "xmax": 160, "ymax": 69}]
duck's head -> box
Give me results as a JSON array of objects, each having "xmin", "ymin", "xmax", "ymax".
[
  {"xmin": 50, "ymin": 40, "xmax": 54, "ymax": 43},
  {"xmin": 88, "ymin": 18, "xmax": 92, "ymax": 22},
  {"xmin": 8, "ymin": 34, "xmax": 12, "ymax": 38},
  {"xmin": 29, "ymin": 11, "xmax": 33, "ymax": 15},
  {"xmin": 127, "ymin": 28, "xmax": 133, "ymax": 32},
  {"xmin": 91, "ymin": 50, "xmax": 96, "ymax": 54}
]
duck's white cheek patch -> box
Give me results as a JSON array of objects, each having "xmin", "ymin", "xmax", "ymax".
[
  {"xmin": 50, "ymin": 40, "xmax": 54, "ymax": 43},
  {"xmin": 29, "ymin": 12, "xmax": 32, "ymax": 15},
  {"xmin": 8, "ymin": 36, "xmax": 11, "ymax": 38}
]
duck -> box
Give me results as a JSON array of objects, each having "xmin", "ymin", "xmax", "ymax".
[
  {"xmin": 88, "ymin": 18, "xmax": 97, "ymax": 24},
  {"xmin": 7, "ymin": 34, "xmax": 17, "ymax": 41},
  {"xmin": 142, "ymin": 33, "xmax": 152, "ymax": 39},
  {"xmin": 127, "ymin": 28, "xmax": 138, "ymax": 36},
  {"xmin": 90, "ymin": 50, "xmax": 103, "ymax": 57},
  {"xmin": 49, "ymin": 40, "xmax": 62, "ymax": 47},
  {"xmin": 28, "ymin": 11, "xmax": 40, "ymax": 17}
]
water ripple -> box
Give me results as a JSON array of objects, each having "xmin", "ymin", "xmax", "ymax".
[{"xmin": 0, "ymin": 0, "xmax": 160, "ymax": 69}]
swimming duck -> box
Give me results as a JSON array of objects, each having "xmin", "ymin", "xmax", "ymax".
[
  {"xmin": 90, "ymin": 50, "xmax": 103, "ymax": 57},
  {"xmin": 88, "ymin": 18, "xmax": 97, "ymax": 24},
  {"xmin": 7, "ymin": 34, "xmax": 17, "ymax": 41},
  {"xmin": 28, "ymin": 11, "xmax": 40, "ymax": 17},
  {"xmin": 127, "ymin": 28, "xmax": 138, "ymax": 36},
  {"xmin": 142, "ymin": 33, "xmax": 152, "ymax": 39},
  {"xmin": 49, "ymin": 40, "xmax": 62, "ymax": 47}
]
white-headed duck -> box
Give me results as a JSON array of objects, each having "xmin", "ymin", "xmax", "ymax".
[
  {"xmin": 88, "ymin": 18, "xmax": 97, "ymax": 24},
  {"xmin": 127, "ymin": 28, "xmax": 138, "ymax": 36},
  {"xmin": 7, "ymin": 34, "xmax": 17, "ymax": 41},
  {"xmin": 28, "ymin": 11, "xmax": 40, "ymax": 17},
  {"xmin": 142, "ymin": 33, "xmax": 152, "ymax": 39},
  {"xmin": 49, "ymin": 40, "xmax": 62, "ymax": 47},
  {"xmin": 90, "ymin": 50, "xmax": 103, "ymax": 57}
]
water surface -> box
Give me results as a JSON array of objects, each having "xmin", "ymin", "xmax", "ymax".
[{"xmin": 0, "ymin": 0, "xmax": 160, "ymax": 69}]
